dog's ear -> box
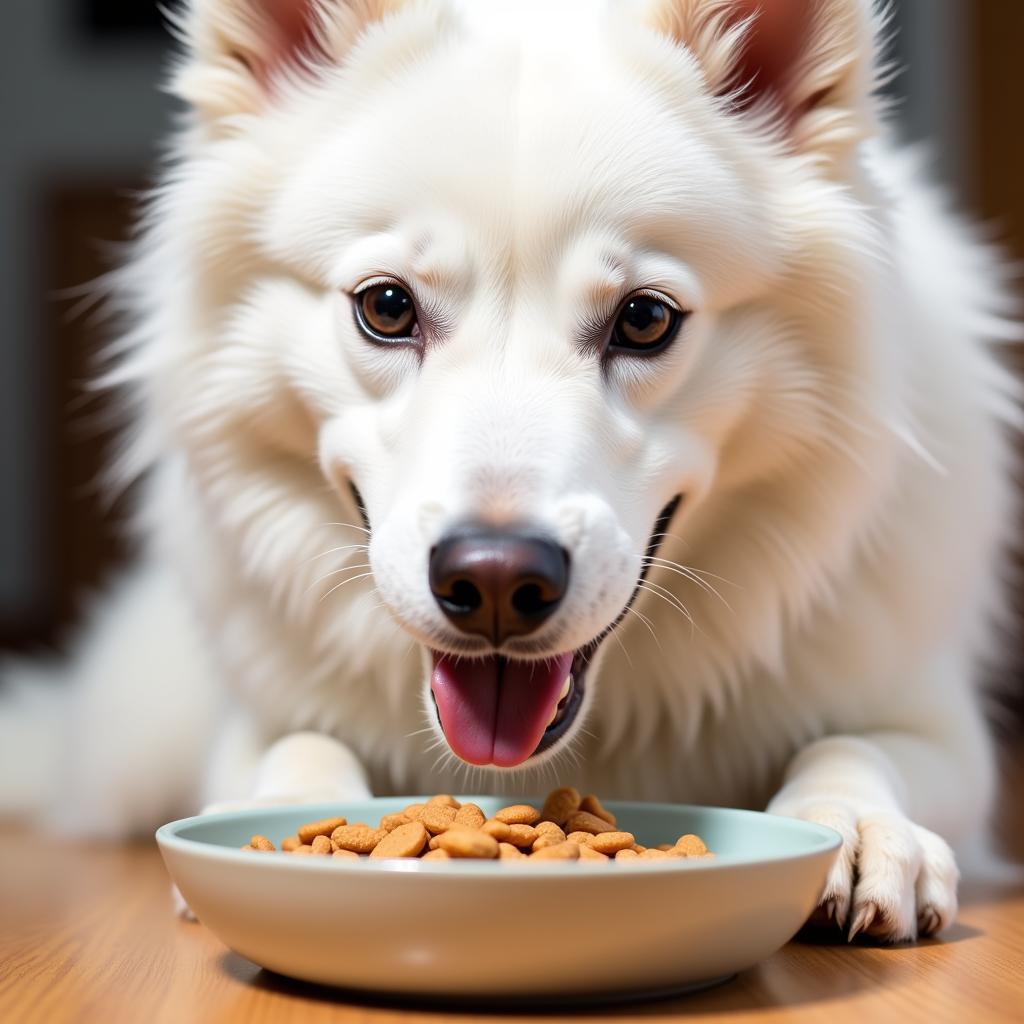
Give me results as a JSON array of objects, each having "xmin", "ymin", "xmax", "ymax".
[
  {"xmin": 172, "ymin": 0, "xmax": 409, "ymax": 123},
  {"xmin": 647, "ymin": 0, "xmax": 882, "ymax": 160}
]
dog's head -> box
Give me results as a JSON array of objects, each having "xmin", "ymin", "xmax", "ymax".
[{"xmin": 153, "ymin": 0, "xmax": 893, "ymax": 770}]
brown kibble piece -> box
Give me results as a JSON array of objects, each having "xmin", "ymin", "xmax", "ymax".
[
  {"xmin": 369, "ymin": 821, "xmax": 429, "ymax": 859},
  {"xmin": 498, "ymin": 842, "xmax": 526, "ymax": 860},
  {"xmin": 505, "ymin": 824, "xmax": 539, "ymax": 848},
  {"xmin": 380, "ymin": 813, "xmax": 412, "ymax": 832},
  {"xmin": 293, "ymin": 844, "xmax": 315, "ymax": 855},
  {"xmin": 632, "ymin": 845, "xmax": 647, "ymax": 853},
  {"xmin": 566, "ymin": 831, "xmax": 594, "ymax": 845},
  {"xmin": 426, "ymin": 794, "xmax": 461, "ymax": 809},
  {"xmin": 529, "ymin": 841, "xmax": 580, "ymax": 861},
  {"xmin": 615, "ymin": 848, "xmax": 640, "ymax": 861},
  {"xmin": 657, "ymin": 843, "xmax": 675, "ymax": 852},
  {"xmin": 640, "ymin": 848, "xmax": 671, "ymax": 859},
  {"xmin": 436, "ymin": 828, "xmax": 500, "ymax": 859},
  {"xmin": 420, "ymin": 804, "xmax": 458, "ymax": 835},
  {"xmin": 577, "ymin": 843, "xmax": 610, "ymax": 862},
  {"xmin": 421, "ymin": 848, "xmax": 451, "ymax": 860},
  {"xmin": 494, "ymin": 804, "xmax": 541, "ymax": 826},
  {"xmin": 579, "ymin": 794, "xmax": 617, "ymax": 826},
  {"xmin": 298, "ymin": 817, "xmax": 348, "ymax": 845},
  {"xmin": 453, "ymin": 803, "xmax": 486, "ymax": 829},
  {"xmin": 311, "ymin": 835, "xmax": 333, "ymax": 855},
  {"xmin": 675, "ymin": 834, "xmax": 709, "ymax": 856},
  {"xmin": 535, "ymin": 821, "xmax": 566, "ymax": 839},
  {"xmin": 531, "ymin": 832, "xmax": 566, "ymax": 852},
  {"xmin": 332, "ymin": 848, "xmax": 359, "ymax": 860},
  {"xmin": 403, "ymin": 803, "xmax": 426, "ymax": 819},
  {"xmin": 481, "ymin": 819, "xmax": 512, "ymax": 842},
  {"xmin": 240, "ymin": 844, "xmax": 255, "ymax": 852},
  {"xmin": 249, "ymin": 834, "xmax": 276, "ymax": 852},
  {"xmin": 588, "ymin": 831, "xmax": 636, "ymax": 855},
  {"xmin": 331, "ymin": 824, "xmax": 387, "ymax": 853},
  {"xmin": 540, "ymin": 786, "xmax": 581, "ymax": 826},
  {"xmin": 564, "ymin": 811, "xmax": 616, "ymax": 835},
  {"xmin": 281, "ymin": 835, "xmax": 301, "ymax": 852}
]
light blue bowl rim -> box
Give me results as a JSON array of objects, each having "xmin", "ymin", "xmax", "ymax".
[{"xmin": 156, "ymin": 797, "xmax": 841, "ymax": 879}]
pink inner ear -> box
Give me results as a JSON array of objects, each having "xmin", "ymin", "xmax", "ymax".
[
  {"xmin": 259, "ymin": 0, "xmax": 327, "ymax": 81},
  {"xmin": 725, "ymin": 0, "xmax": 813, "ymax": 113}
]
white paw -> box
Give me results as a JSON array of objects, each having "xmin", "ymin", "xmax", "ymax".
[{"xmin": 777, "ymin": 801, "xmax": 959, "ymax": 943}]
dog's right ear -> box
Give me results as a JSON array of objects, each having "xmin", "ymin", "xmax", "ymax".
[{"xmin": 171, "ymin": 0, "xmax": 410, "ymax": 123}]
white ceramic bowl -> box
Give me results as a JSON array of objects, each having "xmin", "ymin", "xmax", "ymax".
[{"xmin": 157, "ymin": 796, "xmax": 839, "ymax": 1002}]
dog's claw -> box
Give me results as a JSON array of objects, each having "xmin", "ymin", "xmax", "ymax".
[
  {"xmin": 847, "ymin": 902, "xmax": 876, "ymax": 942},
  {"xmin": 918, "ymin": 907, "xmax": 941, "ymax": 937}
]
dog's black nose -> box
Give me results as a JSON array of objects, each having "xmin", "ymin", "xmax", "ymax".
[{"xmin": 429, "ymin": 526, "xmax": 569, "ymax": 645}]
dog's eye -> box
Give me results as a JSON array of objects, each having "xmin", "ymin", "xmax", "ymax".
[
  {"xmin": 610, "ymin": 294, "xmax": 685, "ymax": 354},
  {"xmin": 355, "ymin": 283, "xmax": 418, "ymax": 341}
]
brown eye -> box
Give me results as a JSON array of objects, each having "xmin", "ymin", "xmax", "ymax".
[
  {"xmin": 356, "ymin": 283, "xmax": 418, "ymax": 341},
  {"xmin": 611, "ymin": 294, "xmax": 684, "ymax": 353}
]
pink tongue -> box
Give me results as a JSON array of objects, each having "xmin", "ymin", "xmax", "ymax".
[{"xmin": 430, "ymin": 651, "xmax": 574, "ymax": 767}]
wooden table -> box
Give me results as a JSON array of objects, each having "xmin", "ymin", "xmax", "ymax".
[{"xmin": 3, "ymin": 769, "xmax": 1023, "ymax": 1024}]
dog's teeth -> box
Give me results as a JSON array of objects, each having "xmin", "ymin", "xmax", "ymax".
[{"xmin": 559, "ymin": 674, "xmax": 573, "ymax": 702}]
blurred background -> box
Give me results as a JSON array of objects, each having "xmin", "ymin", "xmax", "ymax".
[{"xmin": 0, "ymin": 3, "xmax": 1022, "ymax": 727}]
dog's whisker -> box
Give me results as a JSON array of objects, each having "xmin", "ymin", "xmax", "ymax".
[
  {"xmin": 305, "ymin": 563, "xmax": 373, "ymax": 594},
  {"xmin": 318, "ymin": 571, "xmax": 376, "ymax": 604},
  {"xmin": 621, "ymin": 604, "xmax": 661, "ymax": 652},
  {"xmin": 635, "ymin": 581, "xmax": 703, "ymax": 640},
  {"xmin": 300, "ymin": 543, "xmax": 370, "ymax": 568},
  {"xmin": 319, "ymin": 522, "xmax": 372, "ymax": 536},
  {"xmin": 641, "ymin": 558, "xmax": 735, "ymax": 612}
]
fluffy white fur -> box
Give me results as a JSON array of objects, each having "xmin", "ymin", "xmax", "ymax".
[{"xmin": 1, "ymin": 0, "xmax": 1019, "ymax": 943}]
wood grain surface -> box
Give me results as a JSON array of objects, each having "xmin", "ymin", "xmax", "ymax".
[{"xmin": 2, "ymin": 803, "xmax": 1022, "ymax": 1024}]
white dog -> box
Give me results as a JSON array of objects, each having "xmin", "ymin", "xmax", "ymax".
[{"xmin": 1, "ymin": 0, "xmax": 1018, "ymax": 943}]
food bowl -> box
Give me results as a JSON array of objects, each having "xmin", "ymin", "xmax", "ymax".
[{"xmin": 157, "ymin": 796, "xmax": 839, "ymax": 1002}]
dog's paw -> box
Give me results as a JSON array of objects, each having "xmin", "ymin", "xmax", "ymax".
[{"xmin": 780, "ymin": 801, "xmax": 959, "ymax": 943}]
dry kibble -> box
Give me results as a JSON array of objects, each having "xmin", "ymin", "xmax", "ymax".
[
  {"xmin": 540, "ymin": 786, "xmax": 581, "ymax": 826},
  {"xmin": 674, "ymin": 834, "xmax": 709, "ymax": 857},
  {"xmin": 481, "ymin": 819, "xmax": 512, "ymax": 842},
  {"xmin": 240, "ymin": 844, "xmax": 255, "ymax": 852},
  {"xmin": 454, "ymin": 803, "xmax": 486, "ymax": 829},
  {"xmin": 494, "ymin": 804, "xmax": 541, "ymax": 826},
  {"xmin": 436, "ymin": 828, "xmax": 500, "ymax": 859},
  {"xmin": 579, "ymin": 794, "xmax": 617, "ymax": 826},
  {"xmin": 298, "ymin": 817, "xmax": 347, "ymax": 845},
  {"xmin": 263, "ymin": 786, "xmax": 710, "ymax": 867},
  {"xmin": 505, "ymin": 824, "xmax": 540, "ymax": 848},
  {"xmin": 369, "ymin": 821, "xmax": 429, "ymax": 859},
  {"xmin": 564, "ymin": 811, "xmax": 616, "ymax": 835},
  {"xmin": 529, "ymin": 841, "xmax": 580, "ymax": 861},
  {"xmin": 331, "ymin": 824, "xmax": 387, "ymax": 854},
  {"xmin": 588, "ymin": 831, "xmax": 636, "ymax": 855},
  {"xmin": 426, "ymin": 794, "xmax": 460, "ymax": 809},
  {"xmin": 419, "ymin": 804, "xmax": 458, "ymax": 835},
  {"xmin": 535, "ymin": 821, "xmax": 565, "ymax": 839}
]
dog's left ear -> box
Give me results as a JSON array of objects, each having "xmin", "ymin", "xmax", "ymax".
[
  {"xmin": 647, "ymin": 0, "xmax": 882, "ymax": 161},
  {"xmin": 172, "ymin": 0, "xmax": 413, "ymax": 124}
]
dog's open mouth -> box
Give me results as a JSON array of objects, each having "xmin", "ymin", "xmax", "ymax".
[
  {"xmin": 426, "ymin": 494, "xmax": 682, "ymax": 768},
  {"xmin": 428, "ymin": 642, "xmax": 596, "ymax": 767}
]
